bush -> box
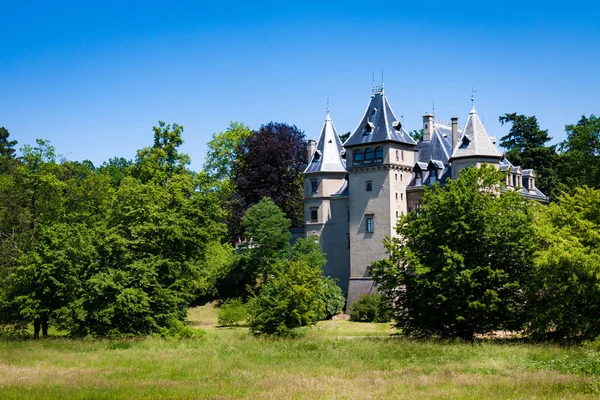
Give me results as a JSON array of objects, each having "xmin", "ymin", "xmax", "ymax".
[
  {"xmin": 320, "ymin": 277, "xmax": 345, "ymax": 319},
  {"xmin": 248, "ymin": 259, "xmax": 324, "ymax": 337},
  {"xmin": 350, "ymin": 294, "xmax": 392, "ymax": 323},
  {"xmin": 218, "ymin": 298, "xmax": 247, "ymax": 326}
]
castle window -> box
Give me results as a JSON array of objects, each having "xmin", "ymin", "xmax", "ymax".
[
  {"xmin": 395, "ymin": 193, "xmax": 398, "ymax": 200},
  {"xmin": 347, "ymin": 207, "xmax": 350, "ymax": 221},
  {"xmin": 364, "ymin": 148, "xmax": 374, "ymax": 165},
  {"xmin": 347, "ymin": 233, "xmax": 350, "ymax": 249},
  {"xmin": 311, "ymin": 180, "xmax": 318, "ymax": 193},
  {"xmin": 366, "ymin": 181, "xmax": 373, "ymax": 191},
  {"xmin": 395, "ymin": 173, "xmax": 397, "ymax": 181},
  {"xmin": 401, "ymin": 151, "xmax": 404, "ymax": 161},
  {"xmin": 416, "ymin": 171, "xmax": 422, "ymax": 186},
  {"xmin": 365, "ymin": 215, "xmax": 374, "ymax": 233},
  {"xmin": 401, "ymin": 193, "xmax": 403, "ymax": 200},
  {"xmin": 312, "ymin": 151, "xmax": 320, "ymax": 162},
  {"xmin": 353, "ymin": 149, "xmax": 363, "ymax": 166},
  {"xmin": 374, "ymin": 146, "xmax": 383, "ymax": 163},
  {"xmin": 396, "ymin": 211, "xmax": 398, "ymax": 218},
  {"xmin": 310, "ymin": 207, "xmax": 318, "ymax": 222},
  {"xmin": 396, "ymin": 150, "xmax": 399, "ymax": 161}
]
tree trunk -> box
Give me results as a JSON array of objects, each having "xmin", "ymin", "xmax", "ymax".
[
  {"xmin": 42, "ymin": 318, "xmax": 48, "ymax": 338},
  {"xmin": 33, "ymin": 319, "xmax": 40, "ymax": 340}
]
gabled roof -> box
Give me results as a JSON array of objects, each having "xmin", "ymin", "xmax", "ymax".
[
  {"xmin": 343, "ymin": 88, "xmax": 416, "ymax": 147},
  {"xmin": 304, "ymin": 112, "xmax": 347, "ymax": 174},
  {"xmin": 450, "ymin": 105, "xmax": 502, "ymax": 160}
]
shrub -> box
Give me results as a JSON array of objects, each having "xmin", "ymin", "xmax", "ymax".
[
  {"xmin": 248, "ymin": 259, "xmax": 324, "ymax": 337},
  {"xmin": 350, "ymin": 294, "xmax": 392, "ymax": 323},
  {"xmin": 320, "ymin": 277, "xmax": 345, "ymax": 319},
  {"xmin": 218, "ymin": 298, "xmax": 247, "ymax": 326}
]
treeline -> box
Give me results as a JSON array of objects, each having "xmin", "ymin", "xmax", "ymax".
[{"xmin": 0, "ymin": 121, "xmax": 342, "ymax": 338}]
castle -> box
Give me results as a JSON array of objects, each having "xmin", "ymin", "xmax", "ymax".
[{"xmin": 303, "ymin": 87, "xmax": 547, "ymax": 308}]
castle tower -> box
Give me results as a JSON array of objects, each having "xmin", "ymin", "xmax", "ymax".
[
  {"xmin": 303, "ymin": 111, "xmax": 350, "ymax": 295},
  {"xmin": 450, "ymin": 96, "xmax": 502, "ymax": 178},
  {"xmin": 343, "ymin": 87, "xmax": 417, "ymax": 307}
]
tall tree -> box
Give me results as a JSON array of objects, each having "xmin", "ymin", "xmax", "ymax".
[
  {"xmin": 557, "ymin": 114, "xmax": 600, "ymax": 190},
  {"xmin": 0, "ymin": 127, "xmax": 17, "ymax": 159},
  {"xmin": 231, "ymin": 122, "xmax": 307, "ymax": 236},
  {"xmin": 529, "ymin": 186, "xmax": 600, "ymax": 341},
  {"xmin": 371, "ymin": 165, "xmax": 537, "ymax": 341},
  {"xmin": 499, "ymin": 113, "xmax": 559, "ymax": 200},
  {"xmin": 132, "ymin": 121, "xmax": 191, "ymax": 186},
  {"xmin": 203, "ymin": 122, "xmax": 252, "ymax": 184}
]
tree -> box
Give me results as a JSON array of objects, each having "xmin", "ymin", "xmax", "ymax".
[
  {"xmin": 132, "ymin": 121, "xmax": 191, "ymax": 186},
  {"xmin": 557, "ymin": 115, "xmax": 600, "ymax": 191},
  {"xmin": 0, "ymin": 127, "xmax": 17, "ymax": 159},
  {"xmin": 499, "ymin": 113, "xmax": 559, "ymax": 200},
  {"xmin": 231, "ymin": 122, "xmax": 307, "ymax": 236},
  {"xmin": 247, "ymin": 258, "xmax": 324, "ymax": 336},
  {"xmin": 203, "ymin": 122, "xmax": 252, "ymax": 183},
  {"xmin": 339, "ymin": 131, "xmax": 351, "ymax": 143},
  {"xmin": 528, "ymin": 187, "xmax": 600, "ymax": 341},
  {"xmin": 97, "ymin": 157, "xmax": 133, "ymax": 188},
  {"xmin": 371, "ymin": 165, "xmax": 537, "ymax": 341}
]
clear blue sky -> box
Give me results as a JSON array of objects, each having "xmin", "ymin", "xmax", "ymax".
[{"xmin": 2, "ymin": 1, "xmax": 599, "ymax": 170}]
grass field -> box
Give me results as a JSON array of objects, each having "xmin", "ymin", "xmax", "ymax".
[{"xmin": 1, "ymin": 303, "xmax": 599, "ymax": 399}]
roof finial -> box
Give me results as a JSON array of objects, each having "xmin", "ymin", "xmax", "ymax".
[
  {"xmin": 326, "ymin": 93, "xmax": 330, "ymax": 114},
  {"xmin": 372, "ymin": 71, "xmax": 375, "ymax": 94},
  {"xmin": 381, "ymin": 69, "xmax": 384, "ymax": 89},
  {"xmin": 432, "ymin": 100, "xmax": 435, "ymax": 117},
  {"xmin": 471, "ymin": 87, "xmax": 477, "ymax": 109}
]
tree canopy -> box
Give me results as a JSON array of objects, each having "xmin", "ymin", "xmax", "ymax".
[{"xmin": 371, "ymin": 165, "xmax": 537, "ymax": 341}]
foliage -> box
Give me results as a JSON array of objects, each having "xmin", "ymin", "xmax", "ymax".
[
  {"xmin": 409, "ymin": 129, "xmax": 423, "ymax": 142},
  {"xmin": 557, "ymin": 115, "xmax": 600, "ymax": 191},
  {"xmin": 319, "ymin": 276, "xmax": 345, "ymax": 319},
  {"xmin": 350, "ymin": 293, "xmax": 391, "ymax": 322},
  {"xmin": 218, "ymin": 298, "xmax": 247, "ymax": 326},
  {"xmin": 499, "ymin": 113, "xmax": 559, "ymax": 200},
  {"xmin": 0, "ymin": 127, "xmax": 17, "ymax": 159},
  {"xmin": 528, "ymin": 187, "xmax": 600, "ymax": 341},
  {"xmin": 338, "ymin": 131, "xmax": 351, "ymax": 143},
  {"xmin": 247, "ymin": 259, "xmax": 324, "ymax": 336},
  {"xmin": 371, "ymin": 165, "xmax": 537, "ymax": 341},
  {"xmin": 231, "ymin": 122, "xmax": 307, "ymax": 236},
  {"xmin": 132, "ymin": 121, "xmax": 191, "ymax": 186},
  {"xmin": 97, "ymin": 157, "xmax": 133, "ymax": 187},
  {"xmin": 203, "ymin": 122, "xmax": 252, "ymax": 184}
]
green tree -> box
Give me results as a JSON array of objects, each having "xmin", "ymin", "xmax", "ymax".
[
  {"xmin": 371, "ymin": 165, "xmax": 537, "ymax": 341},
  {"xmin": 132, "ymin": 121, "xmax": 191, "ymax": 186},
  {"xmin": 557, "ymin": 115, "xmax": 600, "ymax": 191},
  {"xmin": 97, "ymin": 157, "xmax": 133, "ymax": 188},
  {"xmin": 203, "ymin": 122, "xmax": 252, "ymax": 184},
  {"xmin": 247, "ymin": 258, "xmax": 324, "ymax": 336},
  {"xmin": 0, "ymin": 127, "xmax": 17, "ymax": 159},
  {"xmin": 529, "ymin": 187, "xmax": 600, "ymax": 341},
  {"xmin": 499, "ymin": 113, "xmax": 559, "ymax": 200}
]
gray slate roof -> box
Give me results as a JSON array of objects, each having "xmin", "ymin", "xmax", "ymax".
[
  {"xmin": 343, "ymin": 89, "xmax": 416, "ymax": 147},
  {"xmin": 304, "ymin": 112, "xmax": 347, "ymax": 174},
  {"xmin": 415, "ymin": 121, "xmax": 462, "ymax": 165},
  {"xmin": 450, "ymin": 106, "xmax": 502, "ymax": 160}
]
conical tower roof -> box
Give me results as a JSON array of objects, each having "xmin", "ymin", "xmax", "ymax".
[
  {"xmin": 304, "ymin": 112, "xmax": 346, "ymax": 174},
  {"xmin": 450, "ymin": 102, "xmax": 502, "ymax": 160},
  {"xmin": 344, "ymin": 88, "xmax": 416, "ymax": 147}
]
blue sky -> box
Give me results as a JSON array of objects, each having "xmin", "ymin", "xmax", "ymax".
[{"xmin": 2, "ymin": 1, "xmax": 599, "ymax": 170}]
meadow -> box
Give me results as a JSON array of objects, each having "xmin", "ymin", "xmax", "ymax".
[{"xmin": 0, "ymin": 303, "xmax": 599, "ymax": 399}]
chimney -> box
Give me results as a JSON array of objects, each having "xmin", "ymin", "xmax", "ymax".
[
  {"xmin": 451, "ymin": 117, "xmax": 458, "ymax": 151},
  {"xmin": 307, "ymin": 140, "xmax": 317, "ymax": 159},
  {"xmin": 422, "ymin": 114, "xmax": 434, "ymax": 141}
]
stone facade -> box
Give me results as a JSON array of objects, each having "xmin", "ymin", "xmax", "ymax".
[{"xmin": 303, "ymin": 88, "xmax": 547, "ymax": 311}]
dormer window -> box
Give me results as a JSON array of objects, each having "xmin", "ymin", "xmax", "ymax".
[
  {"xmin": 312, "ymin": 150, "xmax": 321, "ymax": 163},
  {"xmin": 353, "ymin": 149, "xmax": 363, "ymax": 166},
  {"xmin": 392, "ymin": 121, "xmax": 402, "ymax": 131},
  {"xmin": 416, "ymin": 170, "xmax": 422, "ymax": 186},
  {"xmin": 364, "ymin": 122, "xmax": 374, "ymax": 135},
  {"xmin": 459, "ymin": 137, "xmax": 470, "ymax": 149}
]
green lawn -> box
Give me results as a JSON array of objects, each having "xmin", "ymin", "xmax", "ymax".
[{"xmin": 0, "ymin": 303, "xmax": 599, "ymax": 399}]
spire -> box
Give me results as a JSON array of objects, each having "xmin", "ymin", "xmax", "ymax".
[
  {"xmin": 471, "ymin": 87, "xmax": 477, "ymax": 111},
  {"xmin": 303, "ymin": 110, "xmax": 346, "ymax": 174}
]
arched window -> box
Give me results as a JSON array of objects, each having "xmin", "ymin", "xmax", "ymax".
[
  {"xmin": 353, "ymin": 149, "xmax": 363, "ymax": 166},
  {"xmin": 375, "ymin": 146, "xmax": 383, "ymax": 163},
  {"xmin": 364, "ymin": 148, "xmax": 374, "ymax": 164}
]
